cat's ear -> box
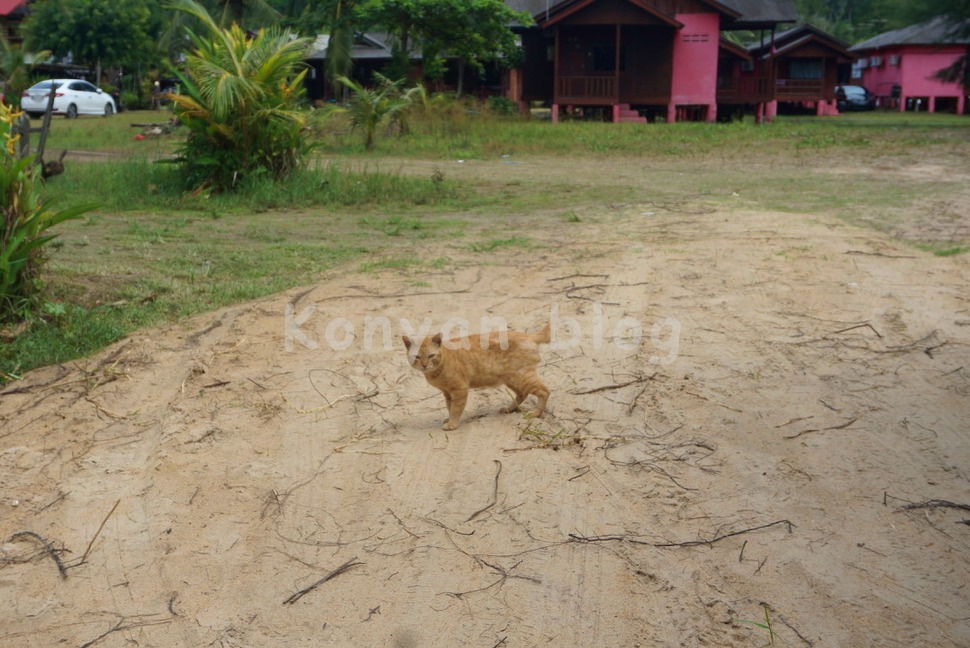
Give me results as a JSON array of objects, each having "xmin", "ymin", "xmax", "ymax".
[
  {"xmin": 432, "ymin": 333, "xmax": 443, "ymax": 346},
  {"xmin": 402, "ymin": 336, "xmax": 412, "ymax": 350}
]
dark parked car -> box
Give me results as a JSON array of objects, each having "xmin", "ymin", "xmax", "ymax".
[{"xmin": 836, "ymin": 85, "xmax": 876, "ymax": 112}]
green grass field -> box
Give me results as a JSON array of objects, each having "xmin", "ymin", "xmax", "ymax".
[{"xmin": 1, "ymin": 107, "xmax": 967, "ymax": 383}]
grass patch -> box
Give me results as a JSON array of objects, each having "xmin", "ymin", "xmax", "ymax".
[
  {"xmin": 45, "ymin": 158, "xmax": 467, "ymax": 214},
  {"xmin": 934, "ymin": 246, "xmax": 969, "ymax": 257},
  {"xmin": 468, "ymin": 236, "xmax": 532, "ymax": 252},
  {"xmin": 359, "ymin": 257, "xmax": 424, "ymax": 272},
  {"xmin": 3, "ymin": 109, "xmax": 967, "ymax": 382},
  {"xmin": 916, "ymin": 244, "xmax": 970, "ymax": 257}
]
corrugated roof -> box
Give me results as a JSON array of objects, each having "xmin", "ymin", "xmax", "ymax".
[{"xmin": 851, "ymin": 15, "xmax": 970, "ymax": 50}]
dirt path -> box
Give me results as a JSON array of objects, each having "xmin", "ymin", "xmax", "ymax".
[{"xmin": 2, "ymin": 166, "xmax": 970, "ymax": 647}]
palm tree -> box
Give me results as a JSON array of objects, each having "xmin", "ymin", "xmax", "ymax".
[
  {"xmin": 0, "ymin": 36, "xmax": 49, "ymax": 108},
  {"xmin": 337, "ymin": 73, "xmax": 423, "ymax": 149},
  {"xmin": 167, "ymin": 0, "xmax": 313, "ymax": 190}
]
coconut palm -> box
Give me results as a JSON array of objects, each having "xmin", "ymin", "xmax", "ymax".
[
  {"xmin": 338, "ymin": 73, "xmax": 423, "ymax": 150},
  {"xmin": 167, "ymin": 0, "xmax": 313, "ymax": 190},
  {"xmin": 0, "ymin": 36, "xmax": 50, "ymax": 108}
]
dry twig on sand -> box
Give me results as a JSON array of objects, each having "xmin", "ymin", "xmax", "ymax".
[
  {"xmin": 68, "ymin": 499, "xmax": 121, "ymax": 571},
  {"xmin": 78, "ymin": 613, "xmax": 175, "ymax": 648},
  {"xmin": 569, "ymin": 519, "xmax": 795, "ymax": 549},
  {"xmin": 902, "ymin": 499, "xmax": 970, "ymax": 513},
  {"xmin": 569, "ymin": 372, "xmax": 656, "ymax": 395},
  {"xmin": 784, "ymin": 417, "xmax": 858, "ymax": 440},
  {"xmin": 283, "ymin": 556, "xmax": 363, "ymax": 605},
  {"xmin": 4, "ymin": 531, "xmax": 68, "ymax": 579},
  {"xmin": 465, "ymin": 460, "xmax": 503, "ymax": 523}
]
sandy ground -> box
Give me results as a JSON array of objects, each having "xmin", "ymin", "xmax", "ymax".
[{"xmin": 2, "ymin": 154, "xmax": 970, "ymax": 648}]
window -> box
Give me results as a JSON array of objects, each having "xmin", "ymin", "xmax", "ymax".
[{"xmin": 789, "ymin": 58, "xmax": 823, "ymax": 80}]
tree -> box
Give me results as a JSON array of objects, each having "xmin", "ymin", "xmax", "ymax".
[
  {"xmin": 22, "ymin": 0, "xmax": 159, "ymax": 84},
  {"xmin": 166, "ymin": 0, "xmax": 313, "ymax": 191},
  {"xmin": 0, "ymin": 36, "xmax": 50, "ymax": 108},
  {"xmin": 921, "ymin": 1, "xmax": 970, "ymax": 89},
  {"xmin": 337, "ymin": 73, "xmax": 423, "ymax": 149},
  {"xmin": 357, "ymin": 0, "xmax": 531, "ymax": 94}
]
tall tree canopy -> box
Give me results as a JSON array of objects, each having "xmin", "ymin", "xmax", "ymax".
[
  {"xmin": 356, "ymin": 0, "xmax": 531, "ymax": 93},
  {"xmin": 792, "ymin": 0, "xmax": 970, "ymax": 43},
  {"xmin": 22, "ymin": 0, "xmax": 163, "ymax": 81}
]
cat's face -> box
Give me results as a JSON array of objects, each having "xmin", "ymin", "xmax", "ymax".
[{"xmin": 403, "ymin": 334, "xmax": 444, "ymax": 373}]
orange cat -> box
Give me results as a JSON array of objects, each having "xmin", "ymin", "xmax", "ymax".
[{"xmin": 403, "ymin": 323, "xmax": 551, "ymax": 430}]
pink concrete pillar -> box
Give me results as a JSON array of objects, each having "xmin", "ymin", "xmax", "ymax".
[
  {"xmin": 755, "ymin": 102, "xmax": 765, "ymax": 124},
  {"xmin": 706, "ymin": 103, "xmax": 716, "ymax": 123},
  {"xmin": 667, "ymin": 103, "xmax": 677, "ymax": 123},
  {"xmin": 612, "ymin": 104, "xmax": 620, "ymax": 123},
  {"xmin": 928, "ymin": 97, "xmax": 936, "ymax": 113},
  {"xmin": 766, "ymin": 100, "xmax": 778, "ymax": 122},
  {"xmin": 551, "ymin": 104, "xmax": 559, "ymax": 123},
  {"xmin": 958, "ymin": 94, "xmax": 966, "ymax": 115}
]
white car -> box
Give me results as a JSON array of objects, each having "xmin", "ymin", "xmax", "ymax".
[{"xmin": 21, "ymin": 79, "xmax": 117, "ymax": 119}]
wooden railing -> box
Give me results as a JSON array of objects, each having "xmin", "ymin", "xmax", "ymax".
[
  {"xmin": 556, "ymin": 75, "xmax": 615, "ymax": 102},
  {"xmin": 717, "ymin": 77, "xmax": 827, "ymax": 101},
  {"xmin": 774, "ymin": 79, "xmax": 824, "ymax": 98},
  {"xmin": 717, "ymin": 76, "xmax": 772, "ymax": 102}
]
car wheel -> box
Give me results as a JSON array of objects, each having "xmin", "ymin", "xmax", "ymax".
[
  {"xmin": 65, "ymin": 104, "xmax": 78, "ymax": 119},
  {"xmin": 104, "ymin": 103, "xmax": 114, "ymax": 116}
]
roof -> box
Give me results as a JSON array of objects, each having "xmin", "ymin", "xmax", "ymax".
[
  {"xmin": 0, "ymin": 0, "xmax": 26, "ymax": 17},
  {"xmin": 307, "ymin": 33, "xmax": 395, "ymax": 61},
  {"xmin": 851, "ymin": 15, "xmax": 970, "ymax": 51},
  {"xmin": 719, "ymin": 37, "xmax": 752, "ymax": 60},
  {"xmin": 719, "ymin": 0, "xmax": 798, "ymax": 29},
  {"xmin": 748, "ymin": 23, "xmax": 855, "ymax": 60},
  {"xmin": 506, "ymin": 0, "xmax": 788, "ymax": 26}
]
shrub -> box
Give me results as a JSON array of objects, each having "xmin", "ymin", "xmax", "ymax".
[
  {"xmin": 166, "ymin": 0, "xmax": 314, "ymax": 192},
  {"xmin": 0, "ymin": 104, "xmax": 95, "ymax": 320}
]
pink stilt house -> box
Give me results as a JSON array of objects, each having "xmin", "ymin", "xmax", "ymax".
[
  {"xmin": 507, "ymin": 0, "xmax": 797, "ymax": 123},
  {"xmin": 850, "ymin": 16, "xmax": 970, "ymax": 115},
  {"xmin": 719, "ymin": 24, "xmax": 855, "ymax": 121}
]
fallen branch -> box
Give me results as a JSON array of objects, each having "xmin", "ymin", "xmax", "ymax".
[
  {"xmin": 570, "ymin": 373, "xmax": 655, "ymax": 395},
  {"xmin": 79, "ymin": 614, "xmax": 174, "ymax": 648},
  {"xmin": 465, "ymin": 460, "xmax": 502, "ymax": 523},
  {"xmin": 784, "ymin": 417, "xmax": 858, "ymax": 440},
  {"xmin": 7, "ymin": 531, "xmax": 68, "ymax": 579},
  {"xmin": 283, "ymin": 556, "xmax": 363, "ymax": 605},
  {"xmin": 902, "ymin": 499, "xmax": 970, "ymax": 513},
  {"xmin": 568, "ymin": 519, "xmax": 795, "ymax": 549},
  {"xmin": 831, "ymin": 322, "xmax": 882, "ymax": 338},
  {"xmin": 69, "ymin": 499, "xmax": 120, "ymax": 570}
]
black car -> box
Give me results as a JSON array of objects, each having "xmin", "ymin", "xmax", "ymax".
[{"xmin": 836, "ymin": 85, "xmax": 876, "ymax": 112}]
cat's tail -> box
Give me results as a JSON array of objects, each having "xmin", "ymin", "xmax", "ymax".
[{"xmin": 532, "ymin": 322, "xmax": 552, "ymax": 345}]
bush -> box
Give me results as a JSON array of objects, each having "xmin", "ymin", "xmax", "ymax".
[
  {"xmin": 0, "ymin": 104, "xmax": 95, "ymax": 320},
  {"xmin": 486, "ymin": 95, "xmax": 518, "ymax": 115},
  {"xmin": 167, "ymin": 0, "xmax": 314, "ymax": 192}
]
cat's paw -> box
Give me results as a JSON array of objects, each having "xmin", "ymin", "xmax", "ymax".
[
  {"xmin": 500, "ymin": 405, "xmax": 519, "ymax": 414},
  {"xmin": 442, "ymin": 420, "xmax": 459, "ymax": 431},
  {"xmin": 525, "ymin": 410, "xmax": 545, "ymax": 419}
]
